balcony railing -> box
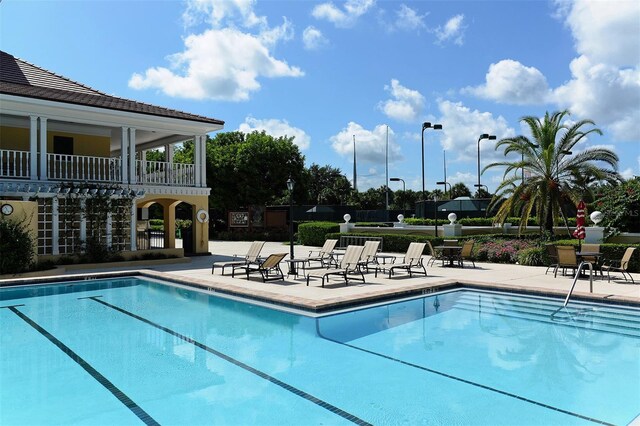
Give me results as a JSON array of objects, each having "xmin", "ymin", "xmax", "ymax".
[
  {"xmin": 0, "ymin": 150, "xmax": 198, "ymax": 187},
  {"xmin": 135, "ymin": 160, "xmax": 196, "ymax": 186},
  {"xmin": 48, "ymin": 153, "xmax": 121, "ymax": 183},
  {"xmin": 0, "ymin": 149, "xmax": 30, "ymax": 179}
]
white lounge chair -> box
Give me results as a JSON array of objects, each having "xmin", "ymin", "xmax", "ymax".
[
  {"xmin": 306, "ymin": 239, "xmax": 338, "ymax": 267},
  {"xmin": 211, "ymin": 241, "xmax": 265, "ymax": 275},
  {"xmin": 306, "ymin": 245, "xmax": 365, "ymax": 287},
  {"xmin": 381, "ymin": 242, "xmax": 427, "ymax": 278}
]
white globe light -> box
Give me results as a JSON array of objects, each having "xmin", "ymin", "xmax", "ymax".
[
  {"xmin": 590, "ymin": 211, "xmax": 603, "ymax": 225},
  {"xmin": 343, "ymin": 213, "xmax": 351, "ymax": 223},
  {"xmin": 397, "ymin": 214, "xmax": 404, "ymax": 223},
  {"xmin": 448, "ymin": 213, "xmax": 457, "ymax": 224}
]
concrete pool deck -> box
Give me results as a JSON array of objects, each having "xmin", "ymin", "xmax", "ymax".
[{"xmin": 3, "ymin": 240, "xmax": 639, "ymax": 312}]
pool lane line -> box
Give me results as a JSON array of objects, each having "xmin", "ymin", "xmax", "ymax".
[
  {"xmin": 5, "ymin": 306, "xmax": 160, "ymax": 426},
  {"xmin": 88, "ymin": 296, "xmax": 371, "ymax": 426},
  {"xmin": 317, "ymin": 334, "xmax": 614, "ymax": 426}
]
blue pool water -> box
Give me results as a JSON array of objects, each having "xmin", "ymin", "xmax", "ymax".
[{"xmin": 1, "ymin": 277, "xmax": 639, "ymax": 425}]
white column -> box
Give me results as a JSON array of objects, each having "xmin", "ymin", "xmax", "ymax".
[
  {"xmin": 165, "ymin": 143, "xmax": 174, "ymax": 163},
  {"xmin": 29, "ymin": 116, "xmax": 38, "ymax": 180},
  {"xmin": 38, "ymin": 117, "xmax": 48, "ymax": 180},
  {"xmin": 106, "ymin": 212, "xmax": 112, "ymax": 248},
  {"xmin": 79, "ymin": 198, "xmax": 87, "ymax": 244},
  {"xmin": 194, "ymin": 135, "xmax": 201, "ymax": 187},
  {"xmin": 200, "ymin": 135, "xmax": 207, "ymax": 187},
  {"xmin": 128, "ymin": 128, "xmax": 136, "ymax": 184},
  {"xmin": 121, "ymin": 127, "xmax": 128, "ymax": 184},
  {"xmin": 52, "ymin": 197, "xmax": 59, "ymax": 255},
  {"xmin": 130, "ymin": 198, "xmax": 137, "ymax": 251}
]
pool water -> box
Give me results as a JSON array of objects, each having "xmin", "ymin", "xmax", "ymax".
[{"xmin": 1, "ymin": 277, "xmax": 638, "ymax": 425}]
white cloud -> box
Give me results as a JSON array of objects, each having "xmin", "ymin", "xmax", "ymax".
[
  {"xmin": 437, "ymin": 100, "xmax": 515, "ymax": 163},
  {"xmin": 238, "ymin": 117, "xmax": 311, "ymax": 150},
  {"xmin": 395, "ymin": 4, "xmax": 427, "ymax": 31},
  {"xmin": 434, "ymin": 14, "xmax": 466, "ymax": 46},
  {"xmin": 302, "ymin": 26, "xmax": 328, "ymax": 50},
  {"xmin": 561, "ymin": 0, "xmax": 640, "ymax": 67},
  {"xmin": 464, "ymin": 59, "xmax": 551, "ymax": 105},
  {"xmin": 379, "ymin": 79, "xmax": 425, "ymax": 122},
  {"xmin": 129, "ymin": 26, "xmax": 303, "ymax": 101},
  {"xmin": 620, "ymin": 168, "xmax": 635, "ymax": 180},
  {"xmin": 551, "ymin": 1, "xmax": 640, "ymax": 141},
  {"xmin": 330, "ymin": 122, "xmax": 402, "ymax": 164},
  {"xmin": 312, "ymin": 0, "xmax": 375, "ymax": 28},
  {"xmin": 130, "ymin": 2, "xmax": 302, "ymax": 101}
]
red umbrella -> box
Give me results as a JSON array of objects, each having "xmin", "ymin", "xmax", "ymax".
[{"xmin": 572, "ymin": 200, "xmax": 586, "ymax": 250}]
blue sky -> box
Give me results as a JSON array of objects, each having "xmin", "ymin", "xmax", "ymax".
[{"xmin": 1, "ymin": 0, "xmax": 638, "ymax": 192}]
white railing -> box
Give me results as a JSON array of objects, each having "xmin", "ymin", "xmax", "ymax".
[
  {"xmin": 136, "ymin": 160, "xmax": 196, "ymax": 186},
  {"xmin": 47, "ymin": 153, "xmax": 121, "ymax": 183},
  {"xmin": 0, "ymin": 149, "xmax": 30, "ymax": 178}
]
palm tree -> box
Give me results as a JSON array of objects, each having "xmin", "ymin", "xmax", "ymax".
[{"xmin": 485, "ymin": 110, "xmax": 619, "ymax": 235}]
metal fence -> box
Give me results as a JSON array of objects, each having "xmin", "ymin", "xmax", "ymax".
[{"xmin": 136, "ymin": 230, "xmax": 165, "ymax": 250}]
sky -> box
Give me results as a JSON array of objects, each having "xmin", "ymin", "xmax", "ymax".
[{"xmin": 1, "ymin": 0, "xmax": 639, "ymax": 193}]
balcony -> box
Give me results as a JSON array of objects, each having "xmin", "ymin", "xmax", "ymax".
[{"xmin": 0, "ymin": 150, "xmax": 197, "ymax": 187}]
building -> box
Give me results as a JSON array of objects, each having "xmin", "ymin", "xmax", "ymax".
[{"xmin": 0, "ymin": 51, "xmax": 224, "ymax": 261}]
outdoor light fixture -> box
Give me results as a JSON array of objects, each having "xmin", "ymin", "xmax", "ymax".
[
  {"xmin": 286, "ymin": 177, "xmax": 296, "ymax": 275},
  {"xmin": 421, "ymin": 122, "xmax": 443, "ymax": 199},
  {"xmin": 390, "ymin": 177, "xmax": 406, "ymax": 191},
  {"xmin": 436, "ymin": 181, "xmax": 451, "ymax": 196},
  {"xmin": 477, "ymin": 134, "xmax": 496, "ymax": 196}
]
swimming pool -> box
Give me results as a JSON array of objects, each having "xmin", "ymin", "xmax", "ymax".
[{"xmin": 1, "ymin": 277, "xmax": 638, "ymax": 425}]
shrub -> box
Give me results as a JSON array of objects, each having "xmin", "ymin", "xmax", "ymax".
[
  {"xmin": 214, "ymin": 228, "xmax": 290, "ymax": 242},
  {"xmin": 518, "ymin": 247, "xmax": 547, "ymax": 266},
  {"xmin": 149, "ymin": 219, "xmax": 164, "ymax": 230},
  {"xmin": 298, "ymin": 222, "xmax": 340, "ymax": 246},
  {"xmin": 0, "ymin": 218, "xmax": 35, "ymax": 274},
  {"xmin": 325, "ymin": 232, "xmax": 444, "ymax": 252},
  {"xmin": 475, "ymin": 239, "xmax": 537, "ymax": 263}
]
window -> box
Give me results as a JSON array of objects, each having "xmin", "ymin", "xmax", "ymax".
[{"xmin": 53, "ymin": 136, "xmax": 73, "ymax": 155}]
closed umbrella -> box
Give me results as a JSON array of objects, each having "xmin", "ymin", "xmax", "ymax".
[{"xmin": 572, "ymin": 200, "xmax": 586, "ymax": 251}]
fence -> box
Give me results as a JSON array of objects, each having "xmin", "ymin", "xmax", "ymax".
[{"xmin": 137, "ymin": 230, "xmax": 165, "ymax": 250}]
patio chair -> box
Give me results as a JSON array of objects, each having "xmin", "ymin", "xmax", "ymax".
[
  {"xmin": 426, "ymin": 240, "xmax": 445, "ymax": 267},
  {"xmin": 211, "ymin": 241, "xmax": 265, "ymax": 275},
  {"xmin": 306, "ymin": 239, "xmax": 338, "ymax": 268},
  {"xmin": 358, "ymin": 240, "xmax": 381, "ymax": 272},
  {"xmin": 554, "ymin": 246, "xmax": 579, "ymax": 277},
  {"xmin": 457, "ymin": 240, "xmax": 476, "ymax": 268},
  {"xmin": 306, "ymin": 245, "xmax": 365, "ymax": 287},
  {"xmin": 601, "ymin": 247, "xmax": 636, "ymax": 283},
  {"xmin": 383, "ymin": 242, "xmax": 427, "ymax": 278},
  {"xmin": 544, "ymin": 244, "xmax": 558, "ymax": 275},
  {"xmin": 234, "ymin": 253, "xmax": 287, "ymax": 282},
  {"xmin": 580, "ymin": 244, "xmax": 603, "ymax": 278}
]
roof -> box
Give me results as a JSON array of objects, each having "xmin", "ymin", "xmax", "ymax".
[{"xmin": 0, "ymin": 51, "xmax": 224, "ymax": 126}]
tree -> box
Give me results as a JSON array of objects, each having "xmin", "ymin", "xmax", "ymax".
[
  {"xmin": 486, "ymin": 110, "xmax": 619, "ymax": 234},
  {"xmin": 305, "ymin": 164, "xmax": 352, "ymax": 205},
  {"xmin": 206, "ymin": 131, "xmax": 306, "ymax": 212},
  {"xmin": 593, "ymin": 177, "xmax": 640, "ymax": 234},
  {"xmin": 391, "ymin": 189, "xmax": 419, "ymax": 210},
  {"xmin": 474, "ymin": 187, "xmax": 492, "ymax": 198},
  {"xmin": 450, "ymin": 182, "xmax": 471, "ymax": 199},
  {"xmin": 352, "ymin": 186, "xmax": 387, "ymax": 210}
]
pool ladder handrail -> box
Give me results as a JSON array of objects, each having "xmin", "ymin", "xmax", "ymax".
[{"xmin": 562, "ymin": 260, "xmax": 594, "ymax": 307}]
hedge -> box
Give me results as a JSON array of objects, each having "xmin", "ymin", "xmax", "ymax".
[
  {"xmin": 403, "ymin": 217, "xmax": 577, "ymax": 227},
  {"xmin": 298, "ymin": 222, "xmax": 340, "ymax": 246}
]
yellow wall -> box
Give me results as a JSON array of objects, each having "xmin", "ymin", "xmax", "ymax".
[
  {"xmin": 139, "ymin": 194, "xmax": 210, "ymax": 254},
  {"xmin": 0, "ymin": 125, "xmax": 110, "ymax": 156},
  {"xmin": 0, "ymin": 200, "xmax": 38, "ymax": 257}
]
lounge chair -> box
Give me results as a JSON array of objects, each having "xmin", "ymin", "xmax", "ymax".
[
  {"xmin": 358, "ymin": 240, "xmax": 381, "ymax": 272},
  {"xmin": 211, "ymin": 241, "xmax": 265, "ymax": 275},
  {"xmin": 382, "ymin": 242, "xmax": 427, "ymax": 278},
  {"xmin": 306, "ymin": 239, "xmax": 338, "ymax": 267},
  {"xmin": 426, "ymin": 240, "xmax": 444, "ymax": 267},
  {"xmin": 306, "ymin": 245, "xmax": 365, "ymax": 287},
  {"xmin": 544, "ymin": 244, "xmax": 558, "ymax": 275},
  {"xmin": 457, "ymin": 240, "xmax": 475, "ymax": 268},
  {"xmin": 234, "ymin": 253, "xmax": 287, "ymax": 282},
  {"xmin": 554, "ymin": 246, "xmax": 579, "ymax": 277},
  {"xmin": 601, "ymin": 247, "xmax": 636, "ymax": 283}
]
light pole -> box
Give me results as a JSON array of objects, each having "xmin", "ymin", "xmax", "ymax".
[
  {"xmin": 436, "ymin": 181, "xmax": 451, "ymax": 198},
  {"xmin": 421, "ymin": 122, "xmax": 442, "ymax": 200},
  {"xmin": 390, "ymin": 177, "xmax": 405, "ymax": 191},
  {"xmin": 477, "ymin": 133, "xmax": 496, "ymax": 194},
  {"xmin": 286, "ymin": 177, "xmax": 295, "ymax": 275}
]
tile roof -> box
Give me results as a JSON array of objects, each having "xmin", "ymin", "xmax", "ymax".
[{"xmin": 0, "ymin": 51, "xmax": 224, "ymax": 126}]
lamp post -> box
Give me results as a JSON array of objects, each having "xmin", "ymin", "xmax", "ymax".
[
  {"xmin": 421, "ymin": 122, "xmax": 442, "ymax": 200},
  {"xmin": 390, "ymin": 177, "xmax": 405, "ymax": 191},
  {"xmin": 477, "ymin": 133, "xmax": 496, "ymax": 194},
  {"xmin": 286, "ymin": 177, "xmax": 296, "ymax": 275},
  {"xmin": 436, "ymin": 181, "xmax": 451, "ymax": 198}
]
